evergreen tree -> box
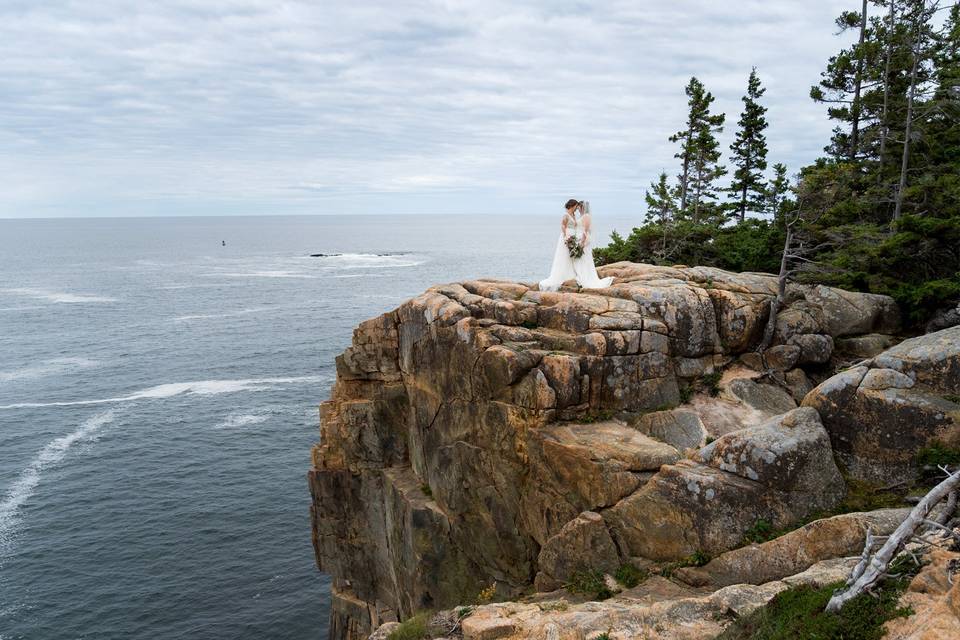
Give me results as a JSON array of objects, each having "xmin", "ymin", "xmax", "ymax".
[
  {"xmin": 669, "ymin": 77, "xmax": 726, "ymax": 222},
  {"xmin": 644, "ymin": 172, "xmax": 678, "ymax": 224},
  {"xmin": 728, "ymin": 68, "xmax": 770, "ymax": 222},
  {"xmin": 765, "ymin": 163, "xmax": 790, "ymax": 219},
  {"xmin": 810, "ymin": 2, "xmax": 880, "ymax": 160}
]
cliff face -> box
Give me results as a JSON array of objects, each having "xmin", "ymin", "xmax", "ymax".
[{"xmin": 308, "ymin": 262, "xmax": 905, "ymax": 639}]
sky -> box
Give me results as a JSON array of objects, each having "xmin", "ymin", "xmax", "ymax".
[{"xmin": 0, "ymin": 0, "xmax": 860, "ymax": 219}]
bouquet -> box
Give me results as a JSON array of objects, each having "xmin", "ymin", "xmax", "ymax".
[{"xmin": 565, "ymin": 235, "xmax": 585, "ymax": 259}]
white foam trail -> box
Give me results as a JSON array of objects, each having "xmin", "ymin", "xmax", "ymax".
[
  {"xmin": 0, "ymin": 410, "xmax": 116, "ymax": 558},
  {"xmin": 311, "ymin": 253, "xmax": 424, "ymax": 269},
  {"xmin": 172, "ymin": 307, "xmax": 281, "ymax": 322},
  {"xmin": 216, "ymin": 413, "xmax": 269, "ymax": 428},
  {"xmin": 0, "ymin": 376, "xmax": 324, "ymax": 410},
  {"xmin": 210, "ymin": 271, "xmax": 316, "ymax": 279},
  {"xmin": 1, "ymin": 288, "xmax": 116, "ymax": 304},
  {"xmin": 0, "ymin": 358, "xmax": 99, "ymax": 384}
]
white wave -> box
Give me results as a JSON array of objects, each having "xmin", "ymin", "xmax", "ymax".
[
  {"xmin": 0, "ymin": 410, "xmax": 117, "ymax": 558},
  {"xmin": 311, "ymin": 253, "xmax": 424, "ymax": 269},
  {"xmin": 1, "ymin": 288, "xmax": 116, "ymax": 304},
  {"xmin": 0, "ymin": 358, "xmax": 99, "ymax": 384},
  {"xmin": 216, "ymin": 413, "xmax": 270, "ymax": 428},
  {"xmin": 0, "ymin": 376, "xmax": 324, "ymax": 410},
  {"xmin": 209, "ymin": 270, "xmax": 316, "ymax": 279},
  {"xmin": 157, "ymin": 283, "xmax": 243, "ymax": 290},
  {"xmin": 173, "ymin": 307, "xmax": 275, "ymax": 322}
]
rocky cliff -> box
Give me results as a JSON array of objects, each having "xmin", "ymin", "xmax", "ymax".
[{"xmin": 308, "ymin": 262, "xmax": 960, "ymax": 639}]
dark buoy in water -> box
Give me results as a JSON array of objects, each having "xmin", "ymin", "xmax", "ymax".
[{"xmin": 222, "ymin": 240, "xmax": 226, "ymax": 246}]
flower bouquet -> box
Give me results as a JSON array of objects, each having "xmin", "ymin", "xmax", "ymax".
[{"xmin": 565, "ymin": 235, "xmax": 585, "ymax": 259}]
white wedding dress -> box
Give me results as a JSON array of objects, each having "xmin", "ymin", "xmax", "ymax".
[{"xmin": 539, "ymin": 211, "xmax": 614, "ymax": 291}]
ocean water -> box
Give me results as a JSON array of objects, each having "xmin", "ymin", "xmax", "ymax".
[{"xmin": 0, "ymin": 214, "xmax": 628, "ymax": 640}]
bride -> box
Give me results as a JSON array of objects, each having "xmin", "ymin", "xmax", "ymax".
[{"xmin": 539, "ymin": 199, "xmax": 614, "ymax": 291}]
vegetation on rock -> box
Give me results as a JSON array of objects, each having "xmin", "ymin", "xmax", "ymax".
[
  {"xmin": 386, "ymin": 612, "xmax": 433, "ymax": 640},
  {"xmin": 565, "ymin": 569, "xmax": 613, "ymax": 601},
  {"xmin": 716, "ymin": 564, "xmax": 917, "ymax": 640}
]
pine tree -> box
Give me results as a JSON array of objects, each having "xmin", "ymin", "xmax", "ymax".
[
  {"xmin": 765, "ymin": 163, "xmax": 790, "ymax": 219},
  {"xmin": 644, "ymin": 172, "xmax": 678, "ymax": 224},
  {"xmin": 810, "ymin": 2, "xmax": 880, "ymax": 160},
  {"xmin": 728, "ymin": 68, "xmax": 770, "ymax": 222},
  {"xmin": 670, "ymin": 77, "xmax": 726, "ymax": 222},
  {"xmin": 892, "ymin": 0, "xmax": 941, "ymax": 220}
]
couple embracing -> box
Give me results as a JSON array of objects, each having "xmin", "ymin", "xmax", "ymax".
[{"xmin": 539, "ymin": 198, "xmax": 613, "ymax": 292}]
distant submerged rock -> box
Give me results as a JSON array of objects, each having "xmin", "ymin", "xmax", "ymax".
[{"xmin": 308, "ymin": 262, "xmax": 923, "ymax": 639}]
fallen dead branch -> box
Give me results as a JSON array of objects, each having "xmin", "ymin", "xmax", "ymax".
[{"xmin": 825, "ymin": 466, "xmax": 960, "ymax": 613}]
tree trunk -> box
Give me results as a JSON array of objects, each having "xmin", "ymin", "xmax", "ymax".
[
  {"xmin": 826, "ymin": 467, "xmax": 960, "ymax": 612},
  {"xmin": 692, "ymin": 150, "xmax": 703, "ymax": 224},
  {"xmin": 759, "ymin": 226, "xmax": 792, "ymax": 351},
  {"xmin": 894, "ymin": 6, "xmax": 922, "ymax": 222},
  {"xmin": 849, "ymin": 0, "xmax": 869, "ymax": 161},
  {"xmin": 878, "ymin": 0, "xmax": 895, "ymax": 187},
  {"xmin": 680, "ymin": 133, "xmax": 691, "ymax": 212},
  {"xmin": 738, "ymin": 155, "xmax": 751, "ymax": 223}
]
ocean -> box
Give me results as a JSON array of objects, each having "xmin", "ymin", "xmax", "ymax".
[{"xmin": 0, "ymin": 214, "xmax": 628, "ymax": 640}]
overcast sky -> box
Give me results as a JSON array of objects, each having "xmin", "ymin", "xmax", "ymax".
[{"xmin": 0, "ymin": 1, "xmax": 858, "ymax": 218}]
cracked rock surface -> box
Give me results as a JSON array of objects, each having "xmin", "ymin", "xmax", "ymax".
[{"xmin": 308, "ymin": 263, "xmax": 904, "ymax": 639}]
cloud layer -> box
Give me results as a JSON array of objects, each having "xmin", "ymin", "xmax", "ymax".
[{"xmin": 0, "ymin": 1, "xmax": 856, "ymax": 218}]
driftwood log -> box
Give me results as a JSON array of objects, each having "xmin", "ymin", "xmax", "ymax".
[{"xmin": 825, "ymin": 467, "xmax": 960, "ymax": 612}]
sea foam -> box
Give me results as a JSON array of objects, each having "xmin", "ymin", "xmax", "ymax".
[
  {"xmin": 0, "ymin": 410, "xmax": 117, "ymax": 559},
  {"xmin": 0, "ymin": 376, "xmax": 323, "ymax": 410},
  {"xmin": 0, "ymin": 358, "xmax": 99, "ymax": 384},
  {"xmin": 1, "ymin": 288, "xmax": 117, "ymax": 304}
]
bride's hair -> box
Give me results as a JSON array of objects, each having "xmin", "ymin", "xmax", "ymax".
[{"xmin": 564, "ymin": 198, "xmax": 580, "ymax": 210}]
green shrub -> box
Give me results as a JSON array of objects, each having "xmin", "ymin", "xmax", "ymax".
[
  {"xmin": 566, "ymin": 569, "xmax": 613, "ymax": 601},
  {"xmin": 702, "ymin": 372, "xmax": 722, "ymax": 397},
  {"xmin": 716, "ymin": 570, "xmax": 915, "ymax": 640},
  {"xmin": 387, "ymin": 612, "xmax": 433, "ymax": 640},
  {"xmin": 742, "ymin": 519, "xmax": 775, "ymax": 544},
  {"xmin": 659, "ymin": 550, "xmax": 711, "ymax": 577},
  {"xmin": 614, "ymin": 563, "xmax": 647, "ymax": 588},
  {"xmin": 916, "ymin": 440, "xmax": 960, "ymax": 468}
]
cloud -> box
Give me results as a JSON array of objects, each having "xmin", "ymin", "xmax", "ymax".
[{"xmin": 0, "ymin": 0, "xmax": 857, "ymax": 217}]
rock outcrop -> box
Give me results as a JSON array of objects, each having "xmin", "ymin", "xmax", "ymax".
[
  {"xmin": 803, "ymin": 325, "xmax": 960, "ymax": 483},
  {"xmin": 604, "ymin": 408, "xmax": 844, "ymax": 560},
  {"xmin": 308, "ymin": 263, "xmax": 903, "ymax": 639}
]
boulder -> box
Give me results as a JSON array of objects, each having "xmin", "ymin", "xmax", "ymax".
[
  {"xmin": 803, "ymin": 326, "xmax": 960, "ymax": 483},
  {"xmin": 784, "ymin": 368, "xmax": 814, "ymax": 403},
  {"xmin": 723, "ymin": 378, "xmax": 797, "ymax": 415},
  {"xmin": 604, "ymin": 408, "xmax": 845, "ymax": 559},
  {"xmin": 633, "ymin": 408, "xmax": 708, "ymax": 452},
  {"xmin": 674, "ymin": 508, "xmax": 909, "ymax": 587},
  {"xmin": 799, "ymin": 284, "xmax": 900, "ymax": 337},
  {"xmin": 535, "ymin": 511, "xmax": 620, "ymax": 590},
  {"xmin": 836, "ymin": 333, "xmax": 897, "ymax": 359}
]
